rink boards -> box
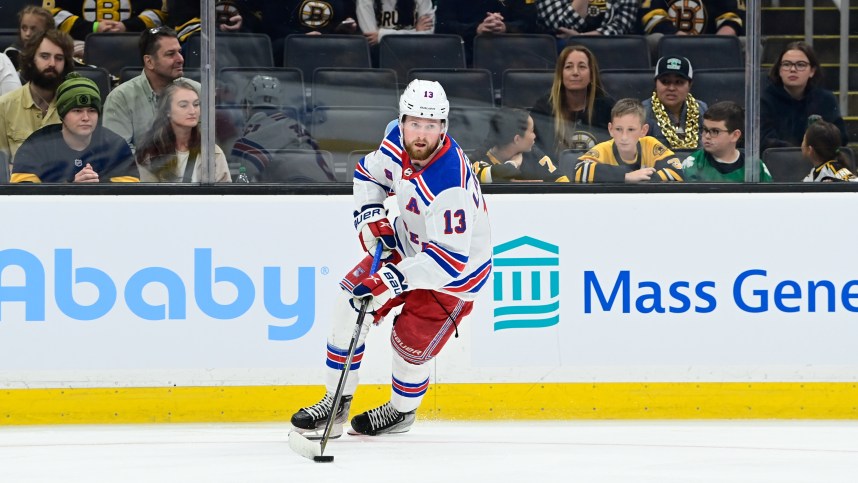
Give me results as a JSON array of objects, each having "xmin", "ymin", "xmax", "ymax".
[{"xmin": 1, "ymin": 193, "xmax": 857, "ymax": 423}]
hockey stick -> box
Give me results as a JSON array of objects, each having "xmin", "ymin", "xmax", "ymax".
[{"xmin": 289, "ymin": 243, "xmax": 384, "ymax": 463}]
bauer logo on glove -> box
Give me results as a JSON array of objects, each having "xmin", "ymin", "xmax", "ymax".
[
  {"xmin": 354, "ymin": 203, "xmax": 397, "ymax": 255},
  {"xmin": 351, "ymin": 265, "xmax": 408, "ymax": 311}
]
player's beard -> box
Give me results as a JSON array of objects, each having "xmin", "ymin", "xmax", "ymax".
[
  {"xmin": 30, "ymin": 67, "xmax": 63, "ymax": 91},
  {"xmin": 405, "ymin": 137, "xmax": 440, "ymax": 163}
]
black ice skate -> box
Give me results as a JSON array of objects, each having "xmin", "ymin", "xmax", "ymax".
[
  {"xmin": 290, "ymin": 393, "xmax": 353, "ymax": 440},
  {"xmin": 349, "ymin": 401, "xmax": 416, "ymax": 436}
]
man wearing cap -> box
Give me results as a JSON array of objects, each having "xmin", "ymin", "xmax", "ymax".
[
  {"xmin": 643, "ymin": 56, "xmax": 708, "ymax": 151},
  {"xmin": 11, "ymin": 73, "xmax": 139, "ymax": 183},
  {"xmin": 102, "ymin": 26, "xmax": 200, "ymax": 152}
]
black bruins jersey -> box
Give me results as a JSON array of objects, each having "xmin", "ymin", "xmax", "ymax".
[
  {"xmin": 639, "ymin": 0, "xmax": 745, "ymax": 35},
  {"xmin": 575, "ymin": 136, "xmax": 684, "ymax": 183}
]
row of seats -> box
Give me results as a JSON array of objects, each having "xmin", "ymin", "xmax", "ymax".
[{"xmin": 77, "ymin": 32, "xmax": 744, "ymax": 88}]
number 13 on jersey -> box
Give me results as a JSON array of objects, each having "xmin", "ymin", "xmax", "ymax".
[{"xmin": 443, "ymin": 209, "xmax": 466, "ymax": 234}]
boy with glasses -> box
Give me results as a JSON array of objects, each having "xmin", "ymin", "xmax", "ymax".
[{"xmin": 681, "ymin": 101, "xmax": 771, "ymax": 182}]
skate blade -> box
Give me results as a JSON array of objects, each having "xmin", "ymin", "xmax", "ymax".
[{"xmin": 290, "ymin": 424, "xmax": 343, "ymax": 441}]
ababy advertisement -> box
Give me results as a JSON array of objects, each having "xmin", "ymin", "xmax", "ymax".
[{"xmin": 0, "ymin": 193, "xmax": 857, "ymax": 389}]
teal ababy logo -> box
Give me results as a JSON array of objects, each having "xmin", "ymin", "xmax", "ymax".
[{"xmin": 492, "ymin": 236, "xmax": 559, "ymax": 331}]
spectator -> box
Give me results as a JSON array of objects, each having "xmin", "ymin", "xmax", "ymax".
[
  {"xmin": 136, "ymin": 80, "xmax": 231, "ymax": 183},
  {"xmin": 574, "ymin": 97, "xmax": 684, "ymax": 183},
  {"xmin": 0, "ymin": 30, "xmax": 75, "ymax": 161},
  {"xmin": 761, "ymin": 41, "xmax": 847, "ymax": 151},
  {"xmin": 537, "ymin": 0, "xmax": 638, "ymax": 43},
  {"xmin": 639, "ymin": 0, "xmax": 744, "ymax": 36},
  {"xmin": 230, "ymin": 75, "xmax": 332, "ymax": 182},
  {"xmin": 102, "ymin": 26, "xmax": 201, "ymax": 152},
  {"xmin": 258, "ymin": 0, "xmax": 358, "ymax": 66},
  {"xmin": 47, "ymin": 1, "xmax": 166, "ymax": 58},
  {"xmin": 802, "ymin": 119, "xmax": 856, "ymax": 182},
  {"xmin": 471, "ymin": 107, "xmax": 568, "ymax": 183},
  {"xmin": 643, "ymin": 56, "xmax": 707, "ymax": 150},
  {"xmin": 0, "ymin": 52, "xmax": 22, "ymax": 95},
  {"xmin": 682, "ymin": 101, "xmax": 771, "ymax": 183},
  {"xmin": 435, "ymin": 0, "xmax": 538, "ymax": 64},
  {"xmin": 11, "ymin": 73, "xmax": 138, "ymax": 183},
  {"xmin": 3, "ymin": 6, "xmax": 55, "ymax": 70},
  {"xmin": 165, "ymin": 0, "xmax": 262, "ymax": 42},
  {"xmin": 357, "ymin": 0, "xmax": 435, "ymax": 46},
  {"xmin": 530, "ymin": 45, "xmax": 614, "ymax": 158}
]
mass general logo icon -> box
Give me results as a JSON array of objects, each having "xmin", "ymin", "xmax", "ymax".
[{"xmin": 491, "ymin": 236, "xmax": 560, "ymax": 331}]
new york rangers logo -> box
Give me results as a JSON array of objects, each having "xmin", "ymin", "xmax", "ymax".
[{"xmin": 404, "ymin": 168, "xmax": 413, "ymax": 177}]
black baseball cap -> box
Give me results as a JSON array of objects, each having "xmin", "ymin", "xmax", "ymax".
[{"xmin": 655, "ymin": 56, "xmax": 693, "ymax": 81}]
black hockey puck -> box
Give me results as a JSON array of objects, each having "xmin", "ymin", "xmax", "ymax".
[{"xmin": 313, "ymin": 455, "xmax": 334, "ymax": 463}]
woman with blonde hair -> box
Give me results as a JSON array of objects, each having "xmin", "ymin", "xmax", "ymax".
[
  {"xmin": 530, "ymin": 44, "xmax": 614, "ymax": 158},
  {"xmin": 136, "ymin": 80, "xmax": 232, "ymax": 182}
]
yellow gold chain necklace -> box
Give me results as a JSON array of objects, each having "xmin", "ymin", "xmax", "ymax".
[{"xmin": 651, "ymin": 92, "xmax": 700, "ymax": 149}]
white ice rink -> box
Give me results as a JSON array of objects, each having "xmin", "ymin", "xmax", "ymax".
[{"xmin": 1, "ymin": 420, "xmax": 857, "ymax": 482}]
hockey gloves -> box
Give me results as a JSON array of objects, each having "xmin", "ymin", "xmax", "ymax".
[
  {"xmin": 351, "ymin": 264, "xmax": 408, "ymax": 311},
  {"xmin": 354, "ymin": 203, "xmax": 397, "ymax": 256}
]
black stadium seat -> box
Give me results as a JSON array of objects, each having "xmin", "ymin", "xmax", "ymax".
[
  {"xmin": 501, "ymin": 69, "xmax": 553, "ymax": 109},
  {"xmin": 657, "ymin": 35, "xmax": 743, "ymax": 70},
  {"xmin": 284, "ymin": 35, "xmax": 371, "ymax": 84},
  {"xmin": 566, "ymin": 35, "xmax": 650, "ymax": 70},
  {"xmin": 311, "ymin": 106, "xmax": 398, "ymax": 181},
  {"xmin": 379, "ymin": 34, "xmax": 465, "ymax": 87},
  {"xmin": 407, "ymin": 68, "xmax": 494, "ymax": 107},
  {"xmin": 762, "ymin": 147, "xmax": 811, "ymax": 182},
  {"xmin": 0, "ymin": 31, "xmax": 18, "ymax": 51},
  {"xmin": 601, "ymin": 69, "xmax": 655, "ymax": 102},
  {"xmin": 447, "ymin": 107, "xmax": 497, "ymax": 151},
  {"xmin": 0, "ymin": 0, "xmax": 40, "ymax": 30},
  {"xmin": 312, "ymin": 68, "xmax": 398, "ymax": 109},
  {"xmin": 76, "ymin": 66, "xmax": 112, "ymax": 98},
  {"xmin": 473, "ymin": 34, "xmax": 556, "ymax": 97},
  {"xmin": 692, "ymin": 68, "xmax": 746, "ymax": 106},
  {"xmin": 83, "ymin": 32, "xmax": 140, "ymax": 77},
  {"xmin": 184, "ymin": 33, "xmax": 274, "ymax": 69}
]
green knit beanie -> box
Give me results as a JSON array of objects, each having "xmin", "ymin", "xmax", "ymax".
[{"xmin": 56, "ymin": 72, "xmax": 102, "ymax": 119}]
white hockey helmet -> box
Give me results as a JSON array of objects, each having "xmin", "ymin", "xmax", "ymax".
[
  {"xmin": 244, "ymin": 75, "xmax": 282, "ymax": 107},
  {"xmin": 399, "ymin": 79, "xmax": 449, "ymax": 130}
]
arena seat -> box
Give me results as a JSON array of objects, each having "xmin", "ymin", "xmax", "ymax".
[
  {"xmin": 473, "ymin": 34, "xmax": 556, "ymax": 98},
  {"xmin": 284, "ymin": 35, "xmax": 371, "ymax": 85},
  {"xmin": 0, "ymin": 0, "xmax": 40, "ymax": 30},
  {"xmin": 407, "ymin": 68, "xmax": 494, "ymax": 107},
  {"xmin": 447, "ymin": 106, "xmax": 498, "ymax": 151},
  {"xmin": 762, "ymin": 147, "xmax": 811, "ymax": 182},
  {"xmin": 692, "ymin": 68, "xmax": 746, "ymax": 106},
  {"xmin": 600, "ymin": 69, "xmax": 655, "ymax": 103},
  {"xmin": 0, "ymin": 31, "xmax": 17, "ymax": 51},
  {"xmin": 657, "ymin": 35, "xmax": 743, "ymax": 70},
  {"xmin": 501, "ymin": 69, "xmax": 553, "ymax": 109},
  {"xmin": 346, "ymin": 149, "xmax": 374, "ymax": 183},
  {"xmin": 566, "ymin": 35, "xmax": 650, "ymax": 70},
  {"xmin": 0, "ymin": 150, "xmax": 8, "ymax": 184},
  {"xmin": 75, "ymin": 66, "xmax": 112, "ymax": 97},
  {"xmin": 379, "ymin": 34, "xmax": 465, "ymax": 88},
  {"xmin": 558, "ymin": 149, "xmax": 588, "ymax": 179},
  {"xmin": 311, "ymin": 106, "xmax": 398, "ymax": 181},
  {"xmin": 83, "ymin": 32, "xmax": 140, "ymax": 77},
  {"xmin": 312, "ymin": 68, "xmax": 398, "ymax": 110},
  {"xmin": 184, "ymin": 32, "xmax": 274, "ymax": 69}
]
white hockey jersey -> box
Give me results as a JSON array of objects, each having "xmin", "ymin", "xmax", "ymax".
[{"xmin": 355, "ymin": 125, "xmax": 492, "ymax": 301}]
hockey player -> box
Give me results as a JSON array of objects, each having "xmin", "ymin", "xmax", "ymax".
[
  {"xmin": 575, "ymin": 98, "xmax": 684, "ymax": 183},
  {"xmin": 290, "ymin": 79, "xmax": 492, "ymax": 437},
  {"xmin": 229, "ymin": 75, "xmax": 333, "ymax": 182}
]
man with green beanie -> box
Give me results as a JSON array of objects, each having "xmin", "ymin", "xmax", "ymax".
[{"xmin": 11, "ymin": 73, "xmax": 140, "ymax": 183}]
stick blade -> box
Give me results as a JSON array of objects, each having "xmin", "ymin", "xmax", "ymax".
[{"xmin": 288, "ymin": 430, "xmax": 324, "ymax": 461}]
